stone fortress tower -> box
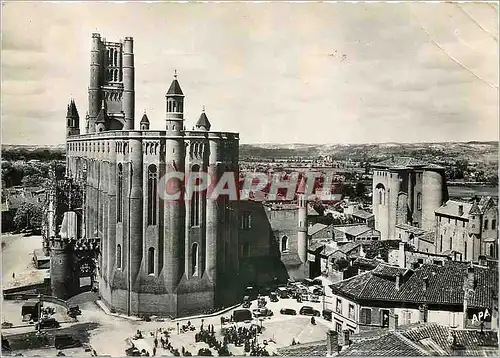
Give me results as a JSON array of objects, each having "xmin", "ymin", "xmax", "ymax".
[
  {"xmin": 371, "ymin": 157, "xmax": 448, "ymax": 240},
  {"xmin": 64, "ymin": 33, "xmax": 240, "ymax": 317}
]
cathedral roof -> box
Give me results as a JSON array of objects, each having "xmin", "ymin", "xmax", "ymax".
[
  {"xmin": 195, "ymin": 108, "xmax": 211, "ymax": 130},
  {"xmin": 140, "ymin": 113, "xmax": 150, "ymax": 124},
  {"xmin": 66, "ymin": 100, "xmax": 79, "ymax": 119}
]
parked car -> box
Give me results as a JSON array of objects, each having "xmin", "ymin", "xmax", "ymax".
[
  {"xmin": 35, "ymin": 318, "xmax": 60, "ymax": 330},
  {"xmin": 55, "ymin": 335, "xmax": 82, "ymax": 350},
  {"xmin": 299, "ymin": 306, "xmax": 320, "ymax": 317},
  {"xmin": 252, "ymin": 308, "xmax": 273, "ymax": 318},
  {"xmin": 280, "ymin": 308, "xmax": 297, "ymax": 316},
  {"xmin": 242, "ymin": 296, "xmax": 251, "ymax": 309},
  {"xmin": 276, "ymin": 287, "xmax": 289, "ymax": 299},
  {"xmin": 269, "ymin": 292, "xmax": 279, "ymax": 302}
]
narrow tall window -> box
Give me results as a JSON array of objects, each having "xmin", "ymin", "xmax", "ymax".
[
  {"xmin": 379, "ymin": 191, "xmax": 382, "ymax": 205},
  {"xmin": 281, "ymin": 236, "xmax": 289, "ymax": 252},
  {"xmin": 240, "ymin": 212, "xmax": 252, "ymax": 230},
  {"xmin": 113, "ymin": 50, "xmax": 118, "ymax": 66},
  {"xmin": 116, "ymin": 244, "xmax": 122, "ymax": 269},
  {"xmin": 464, "ymin": 242, "xmax": 467, "ymax": 261},
  {"xmin": 449, "ymin": 237, "xmax": 453, "ymax": 250},
  {"xmin": 117, "ymin": 164, "xmax": 123, "ymax": 223},
  {"xmin": 147, "ymin": 165, "xmax": 158, "ymax": 225},
  {"xmin": 148, "ymin": 247, "xmax": 155, "ymax": 274},
  {"xmin": 191, "ymin": 243, "xmax": 199, "ymax": 277},
  {"xmin": 484, "ymin": 219, "xmax": 489, "ymax": 231},
  {"xmin": 492, "ymin": 219, "xmax": 497, "ymax": 230},
  {"xmin": 190, "ymin": 165, "xmax": 200, "ymax": 226},
  {"xmin": 417, "ymin": 193, "xmax": 422, "ymax": 210}
]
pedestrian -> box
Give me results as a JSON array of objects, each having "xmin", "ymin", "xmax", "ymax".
[
  {"xmin": 152, "ymin": 347, "xmax": 156, "ymax": 356},
  {"xmin": 12, "ymin": 273, "xmax": 15, "ymax": 279},
  {"xmin": 154, "ymin": 337, "xmax": 158, "ymax": 348}
]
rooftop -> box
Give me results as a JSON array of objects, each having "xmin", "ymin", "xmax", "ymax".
[
  {"xmin": 372, "ymin": 157, "xmax": 444, "ymax": 170},
  {"xmin": 277, "ymin": 323, "xmax": 498, "ymax": 357},
  {"xmin": 330, "ymin": 261, "xmax": 498, "ymax": 309}
]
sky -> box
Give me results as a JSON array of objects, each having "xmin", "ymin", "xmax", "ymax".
[{"xmin": 1, "ymin": 1, "xmax": 498, "ymax": 145}]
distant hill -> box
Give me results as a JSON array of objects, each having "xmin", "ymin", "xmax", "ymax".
[
  {"xmin": 239, "ymin": 141, "xmax": 498, "ymax": 164},
  {"xmin": 2, "ymin": 144, "xmax": 66, "ymax": 161}
]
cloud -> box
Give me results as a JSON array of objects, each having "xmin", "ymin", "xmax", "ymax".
[{"xmin": 1, "ymin": 1, "xmax": 498, "ymax": 145}]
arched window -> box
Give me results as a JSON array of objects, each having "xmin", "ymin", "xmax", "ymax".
[
  {"xmin": 148, "ymin": 247, "xmax": 155, "ymax": 274},
  {"xmin": 281, "ymin": 236, "xmax": 289, "ymax": 252},
  {"xmin": 375, "ymin": 183, "xmax": 385, "ymax": 205},
  {"xmin": 190, "ymin": 165, "xmax": 200, "ymax": 226},
  {"xmin": 417, "ymin": 193, "xmax": 422, "ymax": 210},
  {"xmin": 116, "ymin": 244, "xmax": 122, "ymax": 269},
  {"xmin": 117, "ymin": 163, "xmax": 123, "ymax": 223},
  {"xmin": 113, "ymin": 50, "xmax": 118, "ymax": 66},
  {"xmin": 147, "ymin": 165, "xmax": 158, "ymax": 225},
  {"xmin": 113, "ymin": 69, "xmax": 118, "ymax": 82},
  {"xmin": 484, "ymin": 219, "xmax": 489, "ymax": 231},
  {"xmin": 107, "ymin": 49, "xmax": 111, "ymax": 62},
  {"xmin": 191, "ymin": 243, "xmax": 199, "ymax": 277}
]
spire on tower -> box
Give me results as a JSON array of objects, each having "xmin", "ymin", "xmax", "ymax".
[{"xmin": 195, "ymin": 107, "xmax": 211, "ymax": 131}]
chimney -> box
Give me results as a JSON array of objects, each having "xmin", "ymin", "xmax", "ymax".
[
  {"xmin": 458, "ymin": 204, "xmax": 464, "ymax": 217},
  {"xmin": 389, "ymin": 313, "xmax": 398, "ymax": 331},
  {"xmin": 419, "ymin": 304, "xmax": 428, "ymax": 323},
  {"xmin": 423, "ymin": 276, "xmax": 429, "ymax": 292},
  {"xmin": 339, "ymin": 329, "xmax": 351, "ymax": 347},
  {"xmin": 326, "ymin": 330, "xmax": 339, "ymax": 356},
  {"xmin": 398, "ymin": 242, "xmax": 406, "ymax": 268}
]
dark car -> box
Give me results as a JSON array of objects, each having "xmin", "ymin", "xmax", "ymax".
[
  {"xmin": 35, "ymin": 318, "xmax": 60, "ymax": 330},
  {"xmin": 54, "ymin": 335, "xmax": 81, "ymax": 350},
  {"xmin": 299, "ymin": 306, "xmax": 320, "ymax": 317},
  {"xmin": 280, "ymin": 308, "xmax": 297, "ymax": 316}
]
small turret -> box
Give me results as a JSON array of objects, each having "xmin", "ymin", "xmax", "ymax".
[
  {"xmin": 195, "ymin": 106, "xmax": 211, "ymax": 131},
  {"xmin": 95, "ymin": 102, "xmax": 108, "ymax": 133},
  {"xmin": 66, "ymin": 99, "xmax": 80, "ymax": 137},
  {"xmin": 165, "ymin": 70, "xmax": 184, "ymax": 134},
  {"xmin": 140, "ymin": 110, "xmax": 150, "ymax": 130}
]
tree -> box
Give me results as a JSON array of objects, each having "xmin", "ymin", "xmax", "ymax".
[
  {"xmin": 355, "ymin": 182, "xmax": 367, "ymax": 198},
  {"xmin": 333, "ymin": 257, "xmax": 349, "ymax": 271},
  {"xmin": 13, "ymin": 200, "xmax": 43, "ymax": 230}
]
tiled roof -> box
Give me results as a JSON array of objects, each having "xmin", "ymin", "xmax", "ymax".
[
  {"xmin": 435, "ymin": 200, "xmax": 473, "ymax": 218},
  {"xmin": 352, "ymin": 210, "xmax": 374, "ymax": 220},
  {"xmin": 334, "ymin": 225, "xmax": 373, "ymax": 237},
  {"xmin": 395, "ymin": 223, "xmax": 428, "ymax": 236},
  {"xmin": 340, "ymin": 331, "xmax": 427, "ymax": 356},
  {"xmin": 279, "ymin": 323, "xmax": 498, "ymax": 357},
  {"xmin": 330, "ymin": 261, "xmax": 498, "ymax": 308},
  {"xmin": 372, "ymin": 157, "xmax": 432, "ymax": 169},
  {"xmin": 276, "ymin": 340, "xmax": 327, "ymax": 356},
  {"xmin": 308, "ymin": 223, "xmax": 328, "ymax": 236},
  {"xmin": 336, "ymin": 242, "xmax": 362, "ymax": 255},
  {"xmin": 400, "ymin": 323, "xmax": 498, "ymax": 356}
]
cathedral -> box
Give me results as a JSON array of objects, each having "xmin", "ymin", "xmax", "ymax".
[{"xmin": 63, "ymin": 33, "xmax": 241, "ymax": 317}]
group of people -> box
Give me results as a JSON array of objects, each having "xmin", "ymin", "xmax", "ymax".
[
  {"xmin": 222, "ymin": 325, "xmax": 269, "ymax": 356},
  {"xmin": 194, "ymin": 325, "xmax": 229, "ymax": 355}
]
